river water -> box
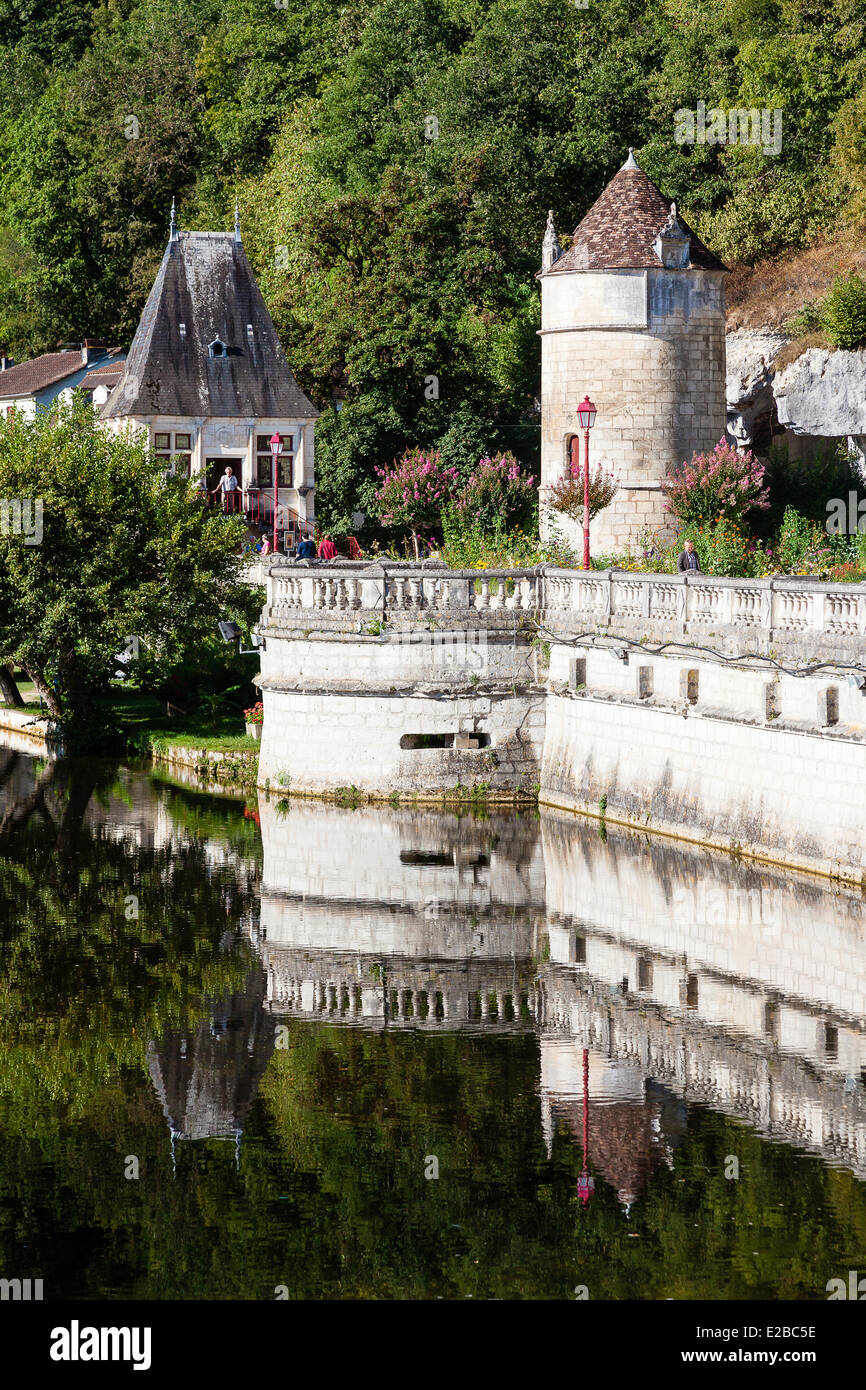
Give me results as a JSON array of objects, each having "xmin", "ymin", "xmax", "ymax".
[{"xmin": 0, "ymin": 745, "xmax": 865, "ymax": 1301}]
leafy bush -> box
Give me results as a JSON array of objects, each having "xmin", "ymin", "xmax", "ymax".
[
  {"xmin": 662, "ymin": 439, "xmax": 770, "ymax": 529},
  {"xmin": 819, "ymin": 273, "xmax": 866, "ymax": 350},
  {"xmin": 773, "ymin": 506, "xmax": 835, "ymax": 574},
  {"xmin": 761, "ymin": 439, "xmax": 860, "ymax": 534},
  {"xmin": 688, "ymin": 519, "xmax": 769, "ymax": 577},
  {"xmin": 784, "ymin": 301, "xmax": 824, "ymax": 338},
  {"xmin": 544, "ymin": 464, "xmax": 619, "ymax": 527},
  {"xmin": 455, "ymin": 452, "xmax": 536, "ymax": 532},
  {"xmin": 440, "ymin": 509, "xmax": 576, "ymax": 570}
]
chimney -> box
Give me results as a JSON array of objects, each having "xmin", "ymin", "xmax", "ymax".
[{"xmin": 81, "ymin": 339, "xmax": 90, "ymax": 367}]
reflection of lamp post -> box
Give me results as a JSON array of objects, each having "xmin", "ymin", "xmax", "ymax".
[
  {"xmin": 576, "ymin": 395, "xmax": 597, "ymax": 571},
  {"xmin": 577, "ymin": 1046, "xmax": 595, "ymax": 1206},
  {"xmin": 269, "ymin": 432, "xmax": 282, "ymax": 556}
]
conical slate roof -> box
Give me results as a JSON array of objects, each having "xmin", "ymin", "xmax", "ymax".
[
  {"xmin": 146, "ymin": 971, "xmax": 277, "ymax": 1142},
  {"xmin": 102, "ymin": 230, "xmax": 318, "ymax": 419},
  {"xmin": 547, "ymin": 151, "xmax": 726, "ymax": 274}
]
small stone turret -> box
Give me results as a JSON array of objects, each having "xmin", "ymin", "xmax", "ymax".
[{"xmin": 539, "ymin": 150, "xmax": 728, "ymax": 554}]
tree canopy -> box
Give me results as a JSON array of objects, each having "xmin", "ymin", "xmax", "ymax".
[
  {"xmin": 0, "ymin": 399, "xmax": 260, "ymax": 741},
  {"xmin": 1, "ymin": 0, "xmax": 865, "ymax": 527}
]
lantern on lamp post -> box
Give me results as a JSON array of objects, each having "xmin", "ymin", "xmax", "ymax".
[
  {"xmin": 269, "ymin": 432, "xmax": 283, "ymax": 556},
  {"xmin": 576, "ymin": 395, "xmax": 597, "ymax": 571}
]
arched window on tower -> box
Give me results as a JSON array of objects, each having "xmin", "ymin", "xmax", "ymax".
[{"xmin": 565, "ymin": 434, "xmax": 580, "ymax": 478}]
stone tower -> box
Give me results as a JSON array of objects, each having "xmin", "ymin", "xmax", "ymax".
[{"xmin": 539, "ymin": 150, "xmax": 727, "ymax": 555}]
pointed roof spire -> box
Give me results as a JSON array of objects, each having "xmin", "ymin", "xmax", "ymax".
[
  {"xmin": 541, "ymin": 209, "xmax": 561, "ymax": 272},
  {"xmin": 544, "ymin": 157, "xmax": 726, "ymax": 273},
  {"xmin": 234, "ymin": 198, "xmax": 241, "ymax": 244},
  {"xmin": 169, "ymin": 197, "xmax": 178, "ymax": 244}
]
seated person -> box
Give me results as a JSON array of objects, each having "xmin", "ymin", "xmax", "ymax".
[{"xmin": 296, "ymin": 536, "xmax": 317, "ymax": 560}]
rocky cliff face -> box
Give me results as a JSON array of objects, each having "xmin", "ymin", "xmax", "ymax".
[
  {"xmin": 726, "ymin": 330, "xmax": 787, "ymax": 448},
  {"xmin": 725, "ymin": 330, "xmax": 866, "ymax": 465}
]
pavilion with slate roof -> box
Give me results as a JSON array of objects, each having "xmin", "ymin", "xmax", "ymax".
[
  {"xmin": 103, "ymin": 202, "xmax": 318, "ymax": 535},
  {"xmin": 539, "ymin": 149, "xmax": 728, "ymax": 554}
]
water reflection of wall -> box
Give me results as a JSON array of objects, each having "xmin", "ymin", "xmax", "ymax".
[
  {"xmin": 256, "ymin": 796, "xmax": 866, "ymax": 1183},
  {"xmin": 542, "ymin": 811, "xmax": 866, "ymax": 1028}
]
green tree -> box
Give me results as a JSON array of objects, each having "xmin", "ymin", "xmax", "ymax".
[{"xmin": 0, "ymin": 398, "xmax": 260, "ymax": 742}]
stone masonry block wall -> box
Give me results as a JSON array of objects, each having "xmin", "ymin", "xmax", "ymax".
[
  {"xmin": 543, "ymin": 645, "xmax": 866, "ymax": 882},
  {"xmin": 541, "ymin": 269, "xmax": 726, "ymax": 555},
  {"xmin": 257, "ymin": 628, "xmax": 544, "ymax": 796},
  {"xmin": 259, "ymin": 686, "xmax": 545, "ymax": 796}
]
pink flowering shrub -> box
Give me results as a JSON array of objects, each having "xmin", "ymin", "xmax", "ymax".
[
  {"xmin": 662, "ymin": 439, "xmax": 770, "ymax": 529},
  {"xmin": 455, "ymin": 452, "xmax": 536, "ymax": 531},
  {"xmin": 373, "ymin": 448, "xmax": 459, "ymax": 555},
  {"xmin": 545, "ymin": 463, "xmax": 619, "ymax": 526}
]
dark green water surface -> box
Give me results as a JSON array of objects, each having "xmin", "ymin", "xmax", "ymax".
[{"xmin": 1, "ymin": 747, "xmax": 865, "ymax": 1300}]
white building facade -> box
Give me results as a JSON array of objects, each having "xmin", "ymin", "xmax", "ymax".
[{"xmin": 102, "ymin": 208, "xmax": 318, "ymax": 536}]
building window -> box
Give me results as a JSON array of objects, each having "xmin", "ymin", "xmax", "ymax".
[
  {"xmin": 256, "ymin": 434, "xmax": 294, "ymax": 488},
  {"xmin": 154, "ymin": 430, "xmax": 192, "ymax": 474}
]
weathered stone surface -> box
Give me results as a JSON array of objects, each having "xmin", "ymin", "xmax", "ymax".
[
  {"xmin": 774, "ymin": 346, "xmax": 866, "ymax": 437},
  {"xmin": 725, "ymin": 328, "xmax": 788, "ymax": 446}
]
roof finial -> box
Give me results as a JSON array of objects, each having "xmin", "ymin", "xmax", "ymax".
[
  {"xmin": 234, "ymin": 198, "xmax": 241, "ymax": 244},
  {"xmin": 541, "ymin": 209, "xmax": 561, "ymax": 272},
  {"xmin": 169, "ymin": 197, "xmax": 178, "ymax": 244},
  {"xmin": 622, "ymin": 147, "xmax": 640, "ymax": 170}
]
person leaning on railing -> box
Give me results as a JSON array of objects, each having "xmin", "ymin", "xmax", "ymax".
[{"xmin": 212, "ymin": 466, "xmax": 241, "ymax": 511}]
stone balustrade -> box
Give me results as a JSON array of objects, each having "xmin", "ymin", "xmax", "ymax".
[
  {"xmin": 263, "ymin": 559, "xmax": 541, "ymax": 632},
  {"xmin": 261, "ymin": 558, "xmax": 866, "ymax": 657}
]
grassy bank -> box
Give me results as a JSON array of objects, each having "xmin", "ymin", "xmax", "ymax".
[{"xmin": 92, "ymin": 690, "xmax": 259, "ymax": 756}]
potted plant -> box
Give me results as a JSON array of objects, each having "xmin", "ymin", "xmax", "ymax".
[{"xmin": 244, "ymin": 701, "xmax": 264, "ymax": 740}]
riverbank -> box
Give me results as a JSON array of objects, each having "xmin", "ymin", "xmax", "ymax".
[
  {"xmin": 0, "ymin": 689, "xmax": 261, "ymax": 789},
  {"xmin": 0, "ymin": 704, "xmax": 55, "ymax": 749}
]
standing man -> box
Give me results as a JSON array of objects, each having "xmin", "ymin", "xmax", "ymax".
[
  {"xmin": 212, "ymin": 466, "xmax": 240, "ymax": 511},
  {"xmin": 676, "ymin": 538, "xmax": 702, "ymax": 573}
]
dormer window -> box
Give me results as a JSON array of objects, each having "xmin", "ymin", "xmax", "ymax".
[{"xmin": 208, "ymin": 337, "xmax": 227, "ymax": 359}]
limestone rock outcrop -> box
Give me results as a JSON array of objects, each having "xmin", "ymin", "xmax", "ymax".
[
  {"xmin": 725, "ymin": 332, "xmax": 866, "ymax": 461},
  {"xmin": 725, "ymin": 329, "xmax": 787, "ymax": 447},
  {"xmin": 773, "ymin": 347, "xmax": 866, "ymax": 441}
]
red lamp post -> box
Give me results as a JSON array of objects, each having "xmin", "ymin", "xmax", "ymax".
[
  {"xmin": 577, "ymin": 1046, "xmax": 595, "ymax": 1207},
  {"xmin": 576, "ymin": 395, "xmax": 597, "ymax": 571},
  {"xmin": 269, "ymin": 432, "xmax": 283, "ymax": 556}
]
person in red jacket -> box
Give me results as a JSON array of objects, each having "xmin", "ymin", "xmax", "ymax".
[{"xmin": 317, "ymin": 536, "xmax": 338, "ymax": 560}]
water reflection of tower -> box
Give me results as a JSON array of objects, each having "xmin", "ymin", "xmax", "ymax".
[
  {"xmin": 541, "ymin": 1041, "xmax": 686, "ymax": 1212},
  {"xmin": 146, "ymin": 969, "xmax": 277, "ymax": 1173}
]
